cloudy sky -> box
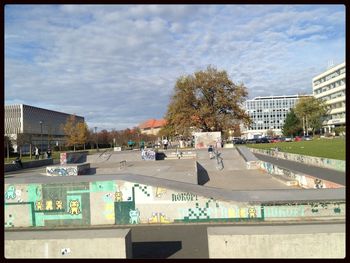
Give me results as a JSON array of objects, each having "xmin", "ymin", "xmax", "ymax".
[{"xmin": 5, "ymin": 4, "xmax": 345, "ymax": 130}]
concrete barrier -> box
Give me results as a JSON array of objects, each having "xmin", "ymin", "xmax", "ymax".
[
  {"xmin": 207, "ymin": 224, "xmax": 345, "ymax": 258},
  {"xmin": 5, "ymin": 159, "xmax": 54, "ymax": 172},
  {"xmin": 258, "ymin": 160, "xmax": 344, "ymax": 189},
  {"xmin": 5, "ymin": 228, "xmax": 132, "ymax": 258},
  {"xmin": 60, "ymin": 151, "xmax": 88, "ymax": 165},
  {"xmin": 235, "ymin": 146, "xmax": 260, "ymax": 169},
  {"xmin": 46, "ymin": 163, "xmax": 90, "ymax": 176},
  {"xmin": 4, "ymin": 178, "xmax": 345, "ymax": 229},
  {"xmin": 249, "ymin": 148, "xmax": 345, "ymax": 172}
]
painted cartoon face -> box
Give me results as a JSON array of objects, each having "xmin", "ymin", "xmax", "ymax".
[
  {"xmin": 69, "ymin": 200, "xmax": 81, "ymax": 215},
  {"xmin": 248, "ymin": 207, "xmax": 257, "ymax": 218},
  {"xmin": 56, "ymin": 200, "xmax": 63, "ymax": 210},
  {"xmin": 115, "ymin": 192, "xmax": 123, "ymax": 201}
]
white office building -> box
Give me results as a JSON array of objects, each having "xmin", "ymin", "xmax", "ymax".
[
  {"xmin": 312, "ymin": 62, "xmax": 346, "ymax": 134},
  {"xmin": 5, "ymin": 104, "xmax": 84, "ymax": 153},
  {"xmin": 241, "ymin": 95, "xmax": 311, "ymax": 139}
]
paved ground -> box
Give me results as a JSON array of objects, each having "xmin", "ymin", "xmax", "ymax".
[{"xmin": 253, "ymin": 153, "xmax": 345, "ymax": 186}]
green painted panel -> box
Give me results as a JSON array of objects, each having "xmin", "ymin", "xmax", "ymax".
[
  {"xmin": 115, "ymin": 201, "xmax": 135, "ymax": 225},
  {"xmin": 91, "ymin": 181, "xmax": 116, "ymax": 192}
]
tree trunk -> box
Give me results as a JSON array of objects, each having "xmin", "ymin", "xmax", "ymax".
[{"xmin": 74, "ymin": 144, "xmax": 76, "ymax": 151}]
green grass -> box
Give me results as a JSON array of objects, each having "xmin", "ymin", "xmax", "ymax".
[
  {"xmin": 4, "ymin": 148, "xmax": 111, "ymax": 164},
  {"xmin": 246, "ymin": 138, "xmax": 346, "ymax": 160}
]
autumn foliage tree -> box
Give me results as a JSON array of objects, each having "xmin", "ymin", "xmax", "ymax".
[
  {"xmin": 62, "ymin": 115, "xmax": 89, "ymax": 151},
  {"xmin": 164, "ymin": 66, "xmax": 251, "ymax": 136}
]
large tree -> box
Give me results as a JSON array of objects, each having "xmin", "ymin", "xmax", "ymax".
[
  {"xmin": 282, "ymin": 109, "xmax": 303, "ymax": 137},
  {"xmin": 294, "ymin": 96, "xmax": 328, "ymax": 136},
  {"xmin": 164, "ymin": 66, "xmax": 251, "ymax": 136},
  {"xmin": 62, "ymin": 115, "xmax": 89, "ymax": 151}
]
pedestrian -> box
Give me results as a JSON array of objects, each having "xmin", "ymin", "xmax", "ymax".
[
  {"xmin": 35, "ymin": 146, "xmax": 39, "ymax": 160},
  {"xmin": 208, "ymin": 145, "xmax": 214, "ymax": 159},
  {"xmin": 163, "ymin": 138, "xmax": 168, "ymax": 150},
  {"xmin": 47, "ymin": 147, "xmax": 52, "ymax": 159},
  {"xmin": 140, "ymin": 140, "xmax": 145, "ymax": 151},
  {"xmin": 15, "ymin": 155, "xmax": 23, "ymax": 168}
]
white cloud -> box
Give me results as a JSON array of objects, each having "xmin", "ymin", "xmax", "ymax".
[{"xmin": 5, "ymin": 5, "xmax": 345, "ymax": 130}]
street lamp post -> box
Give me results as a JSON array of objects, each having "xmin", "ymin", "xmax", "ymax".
[
  {"xmin": 94, "ymin": 126, "xmax": 99, "ymax": 152},
  {"xmin": 39, "ymin": 121, "xmax": 43, "ymax": 159}
]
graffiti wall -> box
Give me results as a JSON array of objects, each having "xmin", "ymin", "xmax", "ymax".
[
  {"xmin": 250, "ymin": 148, "xmax": 345, "ymax": 172},
  {"xmin": 46, "ymin": 164, "xmax": 90, "ymax": 176},
  {"xmin": 4, "ymin": 181, "xmax": 345, "ymax": 228},
  {"xmin": 60, "ymin": 151, "xmax": 88, "ymax": 165},
  {"xmin": 258, "ymin": 161, "xmax": 344, "ymax": 189},
  {"xmin": 194, "ymin": 132, "xmax": 222, "ymax": 149}
]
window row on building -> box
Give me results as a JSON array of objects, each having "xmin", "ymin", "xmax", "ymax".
[
  {"xmin": 313, "ymin": 66, "xmax": 345, "ymax": 87},
  {"xmin": 314, "ymin": 79, "xmax": 345, "ymax": 95}
]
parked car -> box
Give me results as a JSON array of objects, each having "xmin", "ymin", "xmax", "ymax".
[
  {"xmin": 284, "ymin": 137, "xmax": 293, "ymax": 142},
  {"xmin": 270, "ymin": 137, "xmax": 282, "ymax": 143},
  {"xmin": 302, "ymin": 135, "xmax": 312, "ymax": 141},
  {"xmin": 245, "ymin": 138, "xmax": 256, "ymax": 144},
  {"xmin": 294, "ymin": 136, "xmax": 302, "ymax": 142},
  {"xmin": 255, "ymin": 137, "xmax": 270, "ymax": 143},
  {"xmin": 233, "ymin": 139, "xmax": 246, "ymax": 145}
]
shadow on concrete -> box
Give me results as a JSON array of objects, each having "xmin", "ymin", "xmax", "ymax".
[
  {"xmin": 156, "ymin": 152, "xmax": 167, "ymax": 160},
  {"xmin": 132, "ymin": 241, "xmax": 182, "ymax": 258},
  {"xmin": 85, "ymin": 168, "xmax": 97, "ymax": 175},
  {"xmin": 197, "ymin": 162, "xmax": 210, "ymax": 185}
]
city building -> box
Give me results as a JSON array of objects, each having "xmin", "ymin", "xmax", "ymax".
[
  {"xmin": 241, "ymin": 95, "xmax": 312, "ymax": 139},
  {"xmin": 312, "ymin": 62, "xmax": 346, "ymax": 134},
  {"xmin": 5, "ymin": 104, "xmax": 84, "ymax": 153},
  {"xmin": 138, "ymin": 119, "xmax": 166, "ymax": 136}
]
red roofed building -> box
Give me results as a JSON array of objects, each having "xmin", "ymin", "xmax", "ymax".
[{"xmin": 139, "ymin": 118, "xmax": 167, "ymax": 135}]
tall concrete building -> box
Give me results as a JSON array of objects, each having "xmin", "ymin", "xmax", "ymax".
[
  {"xmin": 241, "ymin": 95, "xmax": 311, "ymax": 139},
  {"xmin": 312, "ymin": 62, "xmax": 346, "ymax": 134},
  {"xmin": 5, "ymin": 104, "xmax": 84, "ymax": 153}
]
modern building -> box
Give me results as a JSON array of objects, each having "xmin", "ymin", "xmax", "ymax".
[
  {"xmin": 241, "ymin": 95, "xmax": 312, "ymax": 139},
  {"xmin": 5, "ymin": 104, "xmax": 84, "ymax": 153},
  {"xmin": 138, "ymin": 119, "xmax": 166, "ymax": 136},
  {"xmin": 312, "ymin": 62, "xmax": 346, "ymax": 134}
]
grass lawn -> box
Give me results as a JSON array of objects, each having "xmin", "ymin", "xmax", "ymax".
[
  {"xmin": 4, "ymin": 148, "xmax": 109, "ymax": 164},
  {"xmin": 246, "ymin": 138, "xmax": 346, "ymax": 160}
]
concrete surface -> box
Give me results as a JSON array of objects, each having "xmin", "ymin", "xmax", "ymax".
[
  {"xmin": 254, "ymin": 153, "xmax": 345, "ymax": 185},
  {"xmin": 207, "ymin": 223, "xmax": 345, "ymax": 258},
  {"xmin": 5, "ymin": 228, "xmax": 132, "ymax": 258}
]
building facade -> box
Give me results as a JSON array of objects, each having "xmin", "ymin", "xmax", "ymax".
[
  {"xmin": 138, "ymin": 119, "xmax": 166, "ymax": 136},
  {"xmin": 312, "ymin": 62, "xmax": 346, "ymax": 134},
  {"xmin": 5, "ymin": 104, "xmax": 84, "ymax": 153},
  {"xmin": 241, "ymin": 95, "xmax": 311, "ymax": 139}
]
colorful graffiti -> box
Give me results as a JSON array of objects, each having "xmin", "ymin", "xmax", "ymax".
[
  {"xmin": 258, "ymin": 161, "xmax": 344, "ymax": 189},
  {"xmin": 60, "ymin": 151, "xmax": 88, "ymax": 165},
  {"xmin": 141, "ymin": 149, "xmax": 156, "ymax": 161},
  {"xmin": 4, "ymin": 180, "xmax": 346, "ymax": 228},
  {"xmin": 47, "ymin": 167, "xmax": 78, "ymax": 176},
  {"xmin": 251, "ymin": 148, "xmax": 345, "ymax": 172}
]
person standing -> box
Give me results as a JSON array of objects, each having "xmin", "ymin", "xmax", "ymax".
[
  {"xmin": 208, "ymin": 145, "xmax": 214, "ymax": 159},
  {"xmin": 35, "ymin": 146, "xmax": 39, "ymax": 160},
  {"xmin": 163, "ymin": 138, "xmax": 168, "ymax": 150}
]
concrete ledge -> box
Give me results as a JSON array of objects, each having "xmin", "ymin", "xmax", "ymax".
[
  {"xmin": 5, "ymin": 228, "xmax": 132, "ymax": 258},
  {"xmin": 250, "ymin": 148, "xmax": 345, "ymax": 172},
  {"xmin": 46, "ymin": 163, "xmax": 90, "ymax": 176},
  {"xmin": 236, "ymin": 146, "xmax": 260, "ymax": 169},
  {"xmin": 60, "ymin": 151, "xmax": 88, "ymax": 165},
  {"xmin": 258, "ymin": 161, "xmax": 344, "ymax": 189},
  {"xmin": 5, "ymin": 159, "xmax": 54, "ymax": 172},
  {"xmin": 207, "ymin": 224, "xmax": 345, "ymax": 258}
]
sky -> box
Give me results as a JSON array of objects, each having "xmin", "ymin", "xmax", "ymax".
[{"xmin": 5, "ymin": 4, "xmax": 345, "ymax": 131}]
